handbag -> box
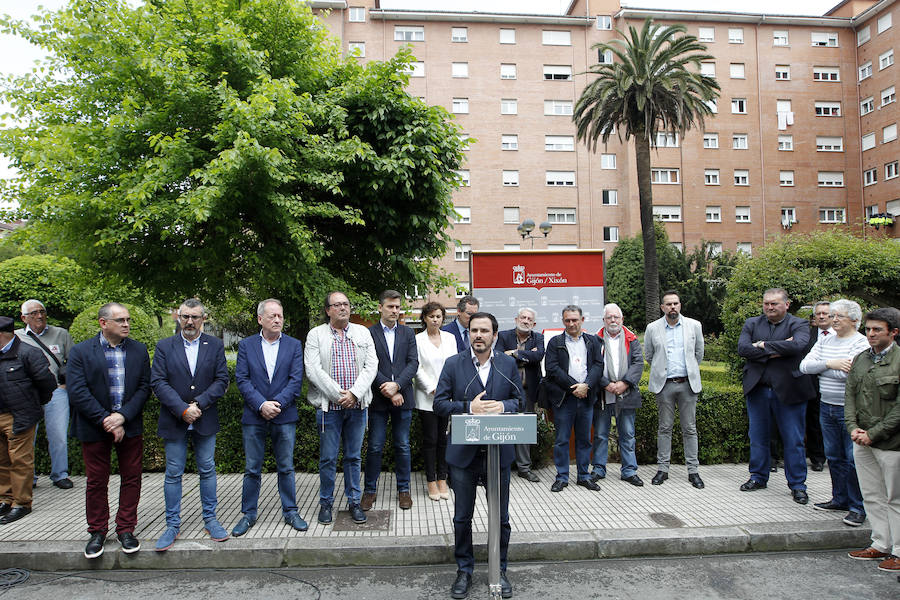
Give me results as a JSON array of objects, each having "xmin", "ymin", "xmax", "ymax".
[{"xmin": 26, "ymin": 330, "xmax": 65, "ymax": 384}]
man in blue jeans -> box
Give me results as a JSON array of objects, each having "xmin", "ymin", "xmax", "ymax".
[
  {"xmin": 233, "ymin": 298, "xmax": 308, "ymax": 537},
  {"xmin": 151, "ymin": 298, "xmax": 230, "ymax": 551}
]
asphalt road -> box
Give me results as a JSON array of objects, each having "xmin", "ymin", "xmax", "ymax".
[{"xmin": 1, "ymin": 550, "xmax": 896, "ymax": 599}]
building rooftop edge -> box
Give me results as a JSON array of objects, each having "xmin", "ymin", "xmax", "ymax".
[
  {"xmin": 370, "ymin": 8, "xmax": 592, "ymax": 25},
  {"xmin": 617, "ymin": 6, "xmax": 854, "ymax": 27}
]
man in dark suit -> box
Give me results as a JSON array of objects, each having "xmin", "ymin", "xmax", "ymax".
[
  {"xmin": 544, "ymin": 305, "xmax": 604, "ymax": 493},
  {"xmin": 67, "ymin": 302, "xmax": 151, "ymax": 559},
  {"xmin": 495, "ymin": 307, "xmax": 544, "ymax": 483},
  {"xmin": 232, "ymin": 298, "xmax": 307, "ymax": 537},
  {"xmin": 737, "ymin": 288, "xmax": 816, "ymax": 504},
  {"xmin": 442, "ymin": 295, "xmax": 480, "ymax": 352},
  {"xmin": 434, "ymin": 312, "xmax": 522, "ymax": 600},
  {"xmin": 362, "ymin": 290, "xmax": 419, "ymax": 511},
  {"xmin": 151, "ymin": 298, "xmax": 230, "ymax": 551}
]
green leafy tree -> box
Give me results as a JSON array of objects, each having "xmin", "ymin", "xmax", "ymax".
[
  {"xmin": 574, "ymin": 19, "xmax": 720, "ymax": 326},
  {"xmin": 1, "ymin": 0, "xmax": 464, "ymax": 322},
  {"xmin": 0, "ymin": 254, "xmax": 82, "ymax": 326}
]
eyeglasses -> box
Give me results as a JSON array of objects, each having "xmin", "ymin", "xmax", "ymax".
[
  {"xmin": 830, "ymin": 314, "xmax": 851, "ymax": 321},
  {"xmin": 103, "ymin": 317, "xmax": 131, "ymax": 324},
  {"xmin": 328, "ymin": 302, "xmax": 351, "ymax": 308},
  {"xmin": 24, "ymin": 309, "xmax": 47, "ymax": 317},
  {"xmin": 178, "ymin": 314, "xmax": 204, "ymax": 321}
]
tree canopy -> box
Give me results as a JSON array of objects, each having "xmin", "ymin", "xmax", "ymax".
[{"xmin": 1, "ymin": 0, "xmax": 464, "ymax": 322}]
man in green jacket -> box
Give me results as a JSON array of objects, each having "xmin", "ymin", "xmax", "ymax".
[{"xmin": 845, "ymin": 307, "xmax": 900, "ymax": 573}]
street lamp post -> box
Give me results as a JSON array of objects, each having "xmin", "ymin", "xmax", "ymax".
[{"xmin": 516, "ymin": 219, "xmax": 552, "ymax": 248}]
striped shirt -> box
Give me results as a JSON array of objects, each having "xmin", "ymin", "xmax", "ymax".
[
  {"xmin": 799, "ymin": 332, "xmax": 869, "ymax": 405},
  {"xmin": 100, "ymin": 333, "xmax": 126, "ymax": 411},
  {"xmin": 330, "ymin": 325, "xmax": 358, "ymax": 410}
]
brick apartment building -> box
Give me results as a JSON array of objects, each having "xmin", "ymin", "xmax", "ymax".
[{"xmin": 311, "ymin": 0, "xmax": 899, "ymax": 304}]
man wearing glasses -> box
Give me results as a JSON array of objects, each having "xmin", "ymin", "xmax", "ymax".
[
  {"xmin": 15, "ymin": 299, "xmax": 75, "ymax": 490},
  {"xmin": 67, "ymin": 303, "xmax": 151, "ymax": 558},
  {"xmin": 151, "ymin": 299, "xmax": 230, "ymax": 551}
]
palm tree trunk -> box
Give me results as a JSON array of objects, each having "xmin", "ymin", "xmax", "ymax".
[{"xmin": 634, "ymin": 133, "xmax": 660, "ymax": 326}]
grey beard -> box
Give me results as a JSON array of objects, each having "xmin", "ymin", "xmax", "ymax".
[{"xmin": 516, "ymin": 325, "xmax": 532, "ymax": 334}]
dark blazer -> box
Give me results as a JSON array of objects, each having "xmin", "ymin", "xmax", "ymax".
[
  {"xmin": 737, "ymin": 313, "xmax": 816, "ymax": 405},
  {"xmin": 0, "ymin": 337, "xmax": 56, "ymax": 434},
  {"xmin": 151, "ymin": 332, "xmax": 230, "ymax": 439},
  {"xmin": 495, "ymin": 328, "xmax": 545, "ymax": 411},
  {"xmin": 544, "ymin": 331, "xmax": 604, "ymax": 406},
  {"xmin": 441, "ymin": 320, "xmax": 467, "ymax": 353},
  {"xmin": 369, "ymin": 322, "xmax": 419, "ymax": 410},
  {"xmin": 235, "ymin": 333, "xmax": 304, "ymax": 425},
  {"xmin": 433, "ymin": 349, "xmax": 523, "ymax": 469},
  {"xmin": 67, "ymin": 334, "xmax": 151, "ymax": 442}
]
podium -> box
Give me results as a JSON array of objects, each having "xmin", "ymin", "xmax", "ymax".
[{"xmin": 451, "ymin": 413, "xmax": 537, "ymax": 599}]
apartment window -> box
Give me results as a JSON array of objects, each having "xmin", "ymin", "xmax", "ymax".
[
  {"xmin": 503, "ymin": 244, "xmax": 520, "ymax": 251},
  {"xmin": 706, "ymin": 206, "xmax": 721, "ymax": 222},
  {"xmin": 880, "ymin": 49, "xmax": 895, "ymax": 70},
  {"xmin": 406, "ymin": 62, "xmax": 425, "ymax": 77},
  {"xmin": 546, "ymin": 171, "xmax": 575, "ymax": 187},
  {"xmin": 542, "ymin": 30, "xmax": 571, "ymax": 46},
  {"xmin": 455, "ymin": 170, "xmax": 470, "ymax": 186},
  {"xmin": 775, "ymin": 65, "xmax": 790, "ymax": 80},
  {"xmin": 819, "ymin": 208, "xmax": 845, "ymax": 223},
  {"xmin": 547, "ymin": 207, "xmax": 576, "ymax": 223},
  {"xmin": 704, "ymin": 169, "xmax": 720, "ymax": 185},
  {"xmin": 864, "ymin": 168, "xmax": 878, "ymax": 186},
  {"xmin": 598, "ymin": 49, "xmax": 614, "ymax": 64},
  {"xmin": 778, "ymin": 135, "xmax": 793, "ymax": 150},
  {"xmin": 861, "ymin": 96, "xmax": 875, "ymax": 115},
  {"xmin": 730, "ymin": 63, "xmax": 745, "ymax": 79},
  {"xmin": 454, "ymin": 206, "xmax": 471, "ymax": 224},
  {"xmin": 597, "ymin": 15, "xmax": 612, "ymax": 30},
  {"xmin": 502, "ymin": 170, "xmax": 519, "ymax": 186},
  {"xmin": 777, "ymin": 99, "xmax": 792, "ymax": 113},
  {"xmin": 773, "ymin": 30, "xmax": 789, "ymax": 46},
  {"xmin": 781, "ymin": 207, "xmax": 797, "ymax": 225},
  {"xmin": 862, "ymin": 132, "xmax": 876, "ymax": 151},
  {"xmin": 452, "ymin": 62, "xmax": 469, "ymax": 78},
  {"xmin": 858, "ymin": 26, "xmax": 870, "ymax": 46},
  {"xmin": 651, "ymin": 168, "xmax": 680, "ymax": 184},
  {"xmin": 543, "ymin": 65, "xmax": 573, "ymax": 81},
  {"xmin": 347, "ymin": 42, "xmax": 365, "ymax": 57},
  {"xmin": 700, "ymin": 62, "xmax": 716, "ymax": 77},
  {"xmin": 737, "ymin": 242, "xmax": 752, "ymax": 255},
  {"xmin": 815, "ymin": 101, "xmax": 841, "ymax": 116},
  {"xmin": 818, "ymin": 171, "xmax": 844, "ymax": 187},
  {"xmin": 698, "ymin": 27, "xmax": 715, "ymax": 42},
  {"xmin": 348, "ymin": 7, "xmax": 365, "ymax": 22},
  {"xmin": 780, "ymin": 171, "xmax": 794, "ymax": 186},
  {"xmin": 500, "ymin": 99, "xmax": 518, "ymax": 115},
  {"xmin": 813, "ymin": 66, "xmax": 840, "ymax": 81},
  {"xmin": 878, "ymin": 13, "xmax": 892, "ymax": 34},
  {"xmin": 500, "ymin": 63, "xmax": 517, "ymax": 79},
  {"xmin": 709, "ymin": 243, "xmax": 723, "ymax": 256},
  {"xmin": 886, "ymin": 161, "xmax": 899, "ymax": 180},
  {"xmin": 394, "ymin": 26, "xmax": 425, "ymax": 42},
  {"xmin": 729, "ymin": 28, "xmax": 744, "ymax": 43},
  {"xmin": 811, "ymin": 32, "xmax": 838, "ymax": 47},
  {"xmin": 882, "ymin": 86, "xmax": 896, "ymax": 107},
  {"xmin": 544, "ymin": 100, "xmax": 573, "ymax": 115},
  {"xmin": 546, "ymin": 135, "xmax": 575, "ymax": 151},
  {"xmin": 731, "ymin": 98, "xmax": 747, "ymax": 114},
  {"xmin": 499, "ymin": 28, "xmax": 515, "ymax": 44},
  {"xmin": 452, "ymin": 98, "xmax": 469, "ymax": 113},
  {"xmin": 866, "ymin": 205, "xmax": 879, "ymax": 219},
  {"xmin": 501, "ymin": 135, "xmax": 518, "ymax": 150},
  {"xmin": 653, "ymin": 132, "xmax": 679, "ymax": 148},
  {"xmin": 733, "ymin": 134, "xmax": 749, "ymax": 150},
  {"xmin": 816, "ymin": 136, "xmax": 843, "ymax": 152},
  {"xmin": 703, "ymin": 133, "xmax": 719, "ymax": 148},
  {"xmin": 455, "ymin": 244, "xmax": 471, "ymax": 261},
  {"xmin": 503, "ymin": 207, "xmax": 520, "ymax": 223},
  {"xmin": 601, "ymin": 154, "xmax": 617, "ymax": 169},
  {"xmin": 451, "ymin": 27, "xmax": 468, "ymax": 42},
  {"xmin": 458, "ymin": 133, "xmax": 470, "ymax": 151},
  {"xmin": 705, "ymin": 99, "xmax": 718, "ymax": 113},
  {"xmin": 602, "ymin": 190, "xmax": 618, "ymax": 205},
  {"xmin": 859, "ymin": 61, "xmax": 873, "ymax": 81},
  {"xmin": 885, "ymin": 124, "xmax": 898, "ymax": 143},
  {"xmin": 603, "ymin": 226, "xmax": 619, "ymax": 242},
  {"xmin": 735, "ymin": 206, "xmax": 751, "ymax": 222},
  {"xmin": 652, "ymin": 205, "xmax": 682, "ymax": 221},
  {"xmin": 671, "ymin": 242, "xmax": 684, "ymax": 253},
  {"xmin": 734, "ymin": 169, "xmax": 749, "ymax": 186}
]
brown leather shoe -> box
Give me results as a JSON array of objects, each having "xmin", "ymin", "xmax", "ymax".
[
  {"xmin": 360, "ymin": 492, "xmax": 376, "ymax": 511},
  {"xmin": 877, "ymin": 556, "xmax": 900, "ymax": 572},
  {"xmin": 848, "ymin": 547, "xmax": 890, "ymax": 560},
  {"xmin": 398, "ymin": 491, "xmax": 413, "ymax": 510}
]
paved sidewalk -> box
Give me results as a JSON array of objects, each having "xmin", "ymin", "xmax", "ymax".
[{"xmin": 0, "ymin": 463, "xmax": 870, "ymax": 570}]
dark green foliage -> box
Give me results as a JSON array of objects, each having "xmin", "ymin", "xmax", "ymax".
[{"xmin": 0, "ymin": 255, "xmax": 82, "ymax": 326}]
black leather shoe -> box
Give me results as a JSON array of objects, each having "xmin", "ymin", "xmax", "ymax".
[
  {"xmin": 622, "ymin": 474, "xmax": 644, "ymax": 487},
  {"xmin": 651, "ymin": 471, "xmax": 668, "ymax": 485},
  {"xmin": 518, "ymin": 470, "xmax": 540, "ymax": 483},
  {"xmin": 231, "ymin": 515, "xmax": 256, "ymax": 537},
  {"xmin": 550, "ymin": 480, "xmax": 567, "ymax": 492},
  {"xmin": 810, "ymin": 460, "xmax": 825, "ymax": 472},
  {"xmin": 117, "ymin": 531, "xmax": 140, "ymax": 554},
  {"xmin": 53, "ymin": 478, "xmax": 74, "ymax": 489},
  {"xmin": 739, "ymin": 479, "xmax": 767, "ymax": 491},
  {"xmin": 791, "ymin": 489, "xmax": 809, "ymax": 505},
  {"xmin": 590, "ymin": 472, "xmax": 605, "ymax": 483},
  {"xmin": 688, "ymin": 473, "xmax": 705, "ymax": 489},
  {"xmin": 451, "ymin": 571, "xmax": 472, "ymax": 599},
  {"xmin": 285, "ymin": 513, "xmax": 309, "ymax": 532},
  {"xmin": 349, "ymin": 504, "xmax": 367, "ymax": 524},
  {"xmin": 84, "ymin": 532, "xmax": 106, "ymax": 559},
  {"xmin": 813, "ymin": 500, "xmax": 849, "ymax": 512},
  {"xmin": 0, "ymin": 503, "xmax": 11, "ymax": 517},
  {"xmin": 317, "ymin": 505, "xmax": 333, "ymax": 525},
  {"xmin": 577, "ymin": 479, "xmax": 601, "ymax": 491},
  {"xmin": 500, "ymin": 571, "xmax": 512, "ymax": 598},
  {"xmin": 0, "ymin": 506, "xmax": 30, "ymax": 524}
]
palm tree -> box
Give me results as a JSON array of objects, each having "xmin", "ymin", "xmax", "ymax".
[{"xmin": 574, "ymin": 19, "xmax": 720, "ymax": 326}]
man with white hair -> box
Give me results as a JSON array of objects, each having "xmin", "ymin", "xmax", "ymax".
[{"xmin": 592, "ymin": 304, "xmax": 645, "ymax": 486}]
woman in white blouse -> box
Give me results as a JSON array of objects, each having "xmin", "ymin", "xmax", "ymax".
[{"xmin": 415, "ymin": 302, "xmax": 458, "ymax": 501}]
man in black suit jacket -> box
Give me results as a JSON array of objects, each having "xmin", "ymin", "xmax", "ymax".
[
  {"xmin": 442, "ymin": 295, "xmax": 480, "ymax": 352},
  {"xmin": 434, "ymin": 312, "xmax": 522, "ymax": 600},
  {"xmin": 544, "ymin": 305, "xmax": 605, "ymax": 493},
  {"xmin": 363, "ymin": 290, "xmax": 419, "ymax": 511},
  {"xmin": 150, "ymin": 298, "xmax": 230, "ymax": 551},
  {"xmin": 496, "ymin": 307, "xmax": 544, "ymax": 482},
  {"xmin": 737, "ymin": 288, "xmax": 816, "ymax": 504},
  {"xmin": 67, "ymin": 302, "xmax": 151, "ymax": 559}
]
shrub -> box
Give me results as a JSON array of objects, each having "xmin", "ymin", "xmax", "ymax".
[{"xmin": 0, "ymin": 254, "xmax": 82, "ymax": 326}]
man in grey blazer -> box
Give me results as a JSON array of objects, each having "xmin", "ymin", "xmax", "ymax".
[{"xmin": 644, "ymin": 290, "xmax": 705, "ymax": 489}]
